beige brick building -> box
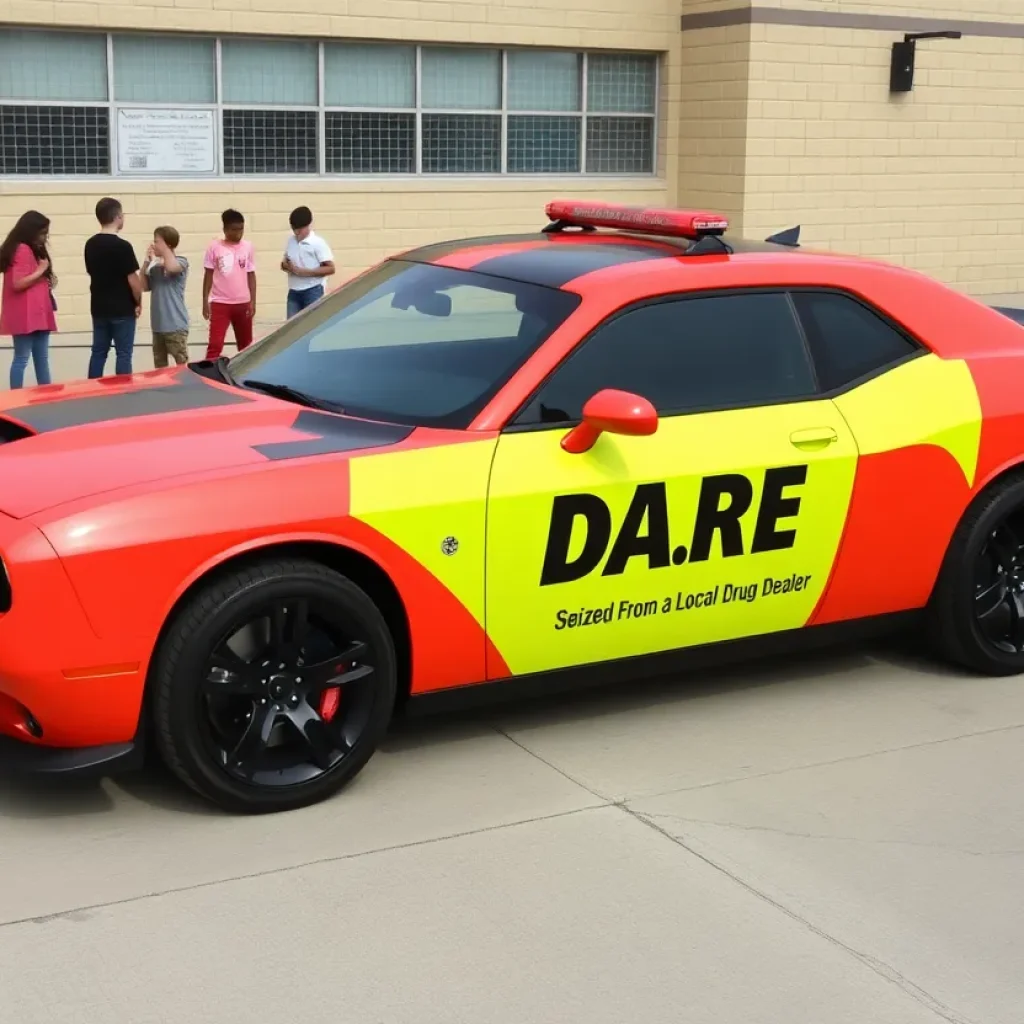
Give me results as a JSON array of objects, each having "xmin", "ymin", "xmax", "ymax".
[{"xmin": 0, "ymin": 0, "xmax": 1022, "ymax": 341}]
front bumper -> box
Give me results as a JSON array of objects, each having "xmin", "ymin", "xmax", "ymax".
[
  {"xmin": 0, "ymin": 514, "xmax": 149, "ymax": 750},
  {"xmin": 0, "ymin": 733, "xmax": 143, "ymax": 778}
]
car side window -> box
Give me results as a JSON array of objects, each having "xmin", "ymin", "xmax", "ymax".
[
  {"xmin": 791, "ymin": 290, "xmax": 919, "ymax": 392},
  {"xmin": 514, "ymin": 291, "xmax": 817, "ymax": 425}
]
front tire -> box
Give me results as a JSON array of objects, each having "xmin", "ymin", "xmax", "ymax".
[
  {"xmin": 930, "ymin": 473, "xmax": 1024, "ymax": 675},
  {"xmin": 152, "ymin": 558, "xmax": 397, "ymax": 813}
]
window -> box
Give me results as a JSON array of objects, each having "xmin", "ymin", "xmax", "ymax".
[
  {"xmin": 223, "ymin": 111, "xmax": 318, "ymax": 175},
  {"xmin": 113, "ymin": 35, "xmax": 215, "ymax": 104},
  {"xmin": 0, "ymin": 30, "xmax": 658, "ymax": 178},
  {"xmin": 586, "ymin": 53, "xmax": 657, "ymax": 173},
  {"xmin": 421, "ymin": 47, "xmax": 502, "ymax": 173},
  {"xmin": 0, "ymin": 29, "xmax": 109, "ymax": 174},
  {"xmin": 516, "ymin": 292, "xmax": 816, "ymax": 425},
  {"xmin": 1, "ymin": 107, "xmax": 110, "ymax": 175},
  {"xmin": 325, "ymin": 43, "xmax": 415, "ymax": 174},
  {"xmin": 221, "ymin": 38, "xmax": 318, "ymax": 175},
  {"xmin": 0, "ymin": 29, "xmax": 107, "ymax": 101},
  {"xmin": 507, "ymin": 50, "xmax": 582, "ymax": 174},
  {"xmin": 792, "ymin": 291, "xmax": 920, "ymax": 392},
  {"xmin": 228, "ymin": 260, "xmax": 580, "ymax": 428}
]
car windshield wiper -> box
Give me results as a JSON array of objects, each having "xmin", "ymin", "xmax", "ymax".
[
  {"xmin": 241, "ymin": 378, "xmax": 343, "ymax": 412},
  {"xmin": 213, "ymin": 356, "xmax": 238, "ymax": 386},
  {"xmin": 189, "ymin": 355, "xmax": 238, "ymax": 387}
]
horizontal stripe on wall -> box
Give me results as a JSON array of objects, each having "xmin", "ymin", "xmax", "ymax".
[{"xmin": 681, "ymin": 6, "xmax": 1024, "ymax": 39}]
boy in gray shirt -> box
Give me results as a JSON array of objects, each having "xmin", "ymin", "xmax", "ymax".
[{"xmin": 141, "ymin": 225, "xmax": 190, "ymax": 367}]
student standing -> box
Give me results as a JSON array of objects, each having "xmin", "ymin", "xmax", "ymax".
[
  {"xmin": 84, "ymin": 197, "xmax": 141, "ymax": 378},
  {"xmin": 141, "ymin": 225, "xmax": 190, "ymax": 368},
  {"xmin": 0, "ymin": 210, "xmax": 56, "ymax": 389},
  {"xmin": 281, "ymin": 206, "xmax": 334, "ymax": 318},
  {"xmin": 203, "ymin": 208, "xmax": 256, "ymax": 359}
]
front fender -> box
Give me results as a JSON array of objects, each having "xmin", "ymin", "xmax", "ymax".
[{"xmin": 35, "ymin": 459, "xmax": 352, "ymax": 643}]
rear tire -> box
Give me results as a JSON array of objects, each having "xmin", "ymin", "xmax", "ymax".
[
  {"xmin": 152, "ymin": 557, "xmax": 396, "ymax": 813},
  {"xmin": 929, "ymin": 473, "xmax": 1024, "ymax": 675}
]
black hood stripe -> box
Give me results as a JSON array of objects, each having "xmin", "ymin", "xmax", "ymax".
[
  {"xmin": 402, "ymin": 233, "xmax": 543, "ymax": 264},
  {"xmin": 10, "ymin": 371, "xmax": 252, "ymax": 433},
  {"xmin": 470, "ymin": 242, "xmax": 676, "ymax": 288},
  {"xmin": 252, "ymin": 410, "xmax": 412, "ymax": 461}
]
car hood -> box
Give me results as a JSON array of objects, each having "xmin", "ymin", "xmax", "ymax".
[{"xmin": 0, "ymin": 367, "xmax": 413, "ymax": 518}]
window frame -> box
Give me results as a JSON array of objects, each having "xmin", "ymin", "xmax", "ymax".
[
  {"xmin": 0, "ymin": 29, "xmax": 659, "ymax": 180},
  {"xmin": 788, "ymin": 286, "xmax": 925, "ymax": 396},
  {"xmin": 504, "ymin": 285, "xmax": 926, "ymax": 433}
]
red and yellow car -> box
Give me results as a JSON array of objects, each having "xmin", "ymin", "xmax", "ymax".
[{"xmin": 1, "ymin": 199, "xmax": 1023, "ymax": 812}]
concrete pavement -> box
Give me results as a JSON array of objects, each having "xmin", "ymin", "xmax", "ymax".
[{"xmin": 0, "ymin": 638, "xmax": 1021, "ymax": 1024}]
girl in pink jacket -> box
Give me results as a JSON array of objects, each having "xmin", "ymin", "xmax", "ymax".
[{"xmin": 0, "ymin": 210, "xmax": 56, "ymax": 389}]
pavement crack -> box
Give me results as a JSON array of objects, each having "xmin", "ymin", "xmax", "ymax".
[
  {"xmin": 493, "ymin": 726, "xmax": 610, "ymax": 801},
  {"xmin": 619, "ymin": 804, "xmax": 979, "ymax": 1024},
  {"xmin": 0, "ymin": 803, "xmax": 609, "ymax": 931},
  {"xmin": 627, "ymin": 720, "xmax": 1024, "ymax": 803},
  {"xmin": 637, "ymin": 812, "xmax": 1024, "ymax": 858}
]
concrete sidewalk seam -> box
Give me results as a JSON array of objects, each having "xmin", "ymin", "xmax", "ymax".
[
  {"xmin": 620, "ymin": 804, "xmax": 978, "ymax": 1024},
  {"xmin": 621, "ymin": 720, "xmax": 1024, "ymax": 805},
  {"xmin": 494, "ymin": 727, "xmax": 612, "ymax": 802},
  {"xmin": 0, "ymin": 802, "xmax": 610, "ymax": 931},
  {"xmin": 635, "ymin": 811, "xmax": 1024, "ymax": 859}
]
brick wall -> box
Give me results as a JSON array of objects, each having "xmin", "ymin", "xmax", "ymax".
[
  {"xmin": 743, "ymin": 21, "xmax": 1024, "ymax": 294},
  {"xmin": 820, "ymin": 0, "xmax": 1024, "ymax": 21},
  {"xmin": 677, "ymin": 23, "xmax": 750, "ymax": 231},
  {"xmin": 0, "ymin": 0, "xmax": 680, "ymax": 48}
]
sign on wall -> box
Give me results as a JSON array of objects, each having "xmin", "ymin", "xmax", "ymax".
[{"xmin": 116, "ymin": 108, "xmax": 216, "ymax": 175}]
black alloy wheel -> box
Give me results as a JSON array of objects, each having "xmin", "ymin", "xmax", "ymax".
[
  {"xmin": 201, "ymin": 596, "xmax": 375, "ymax": 787},
  {"xmin": 930, "ymin": 473, "xmax": 1024, "ymax": 676},
  {"xmin": 973, "ymin": 512, "xmax": 1024, "ymax": 655},
  {"xmin": 153, "ymin": 559, "xmax": 397, "ymax": 813}
]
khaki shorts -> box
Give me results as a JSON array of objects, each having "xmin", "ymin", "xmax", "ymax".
[{"xmin": 153, "ymin": 329, "xmax": 190, "ymax": 368}]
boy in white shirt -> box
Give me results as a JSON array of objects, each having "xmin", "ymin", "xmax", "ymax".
[{"xmin": 281, "ymin": 206, "xmax": 335, "ymax": 319}]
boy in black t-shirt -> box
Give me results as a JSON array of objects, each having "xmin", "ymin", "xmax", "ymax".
[{"xmin": 84, "ymin": 197, "xmax": 141, "ymax": 378}]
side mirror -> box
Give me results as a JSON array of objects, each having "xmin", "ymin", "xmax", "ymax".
[{"xmin": 561, "ymin": 388, "xmax": 658, "ymax": 454}]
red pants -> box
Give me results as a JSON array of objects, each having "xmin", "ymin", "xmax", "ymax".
[{"xmin": 206, "ymin": 302, "xmax": 253, "ymax": 359}]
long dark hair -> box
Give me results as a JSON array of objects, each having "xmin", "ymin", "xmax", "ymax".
[{"xmin": 0, "ymin": 210, "xmax": 55, "ymax": 288}]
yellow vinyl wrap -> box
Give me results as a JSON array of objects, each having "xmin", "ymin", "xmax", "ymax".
[
  {"xmin": 347, "ymin": 439, "xmax": 498, "ymax": 628},
  {"xmin": 344, "ymin": 356, "xmax": 982, "ymax": 681},
  {"xmin": 485, "ymin": 400, "xmax": 859, "ymax": 676},
  {"xmin": 830, "ymin": 354, "xmax": 982, "ymax": 487}
]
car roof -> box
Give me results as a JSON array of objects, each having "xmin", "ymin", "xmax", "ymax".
[{"xmin": 398, "ymin": 230, "xmax": 818, "ymax": 290}]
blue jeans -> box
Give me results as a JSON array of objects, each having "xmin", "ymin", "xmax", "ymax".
[
  {"xmin": 10, "ymin": 331, "xmax": 51, "ymax": 389},
  {"xmin": 286, "ymin": 284, "xmax": 324, "ymax": 319},
  {"xmin": 89, "ymin": 316, "xmax": 136, "ymax": 378}
]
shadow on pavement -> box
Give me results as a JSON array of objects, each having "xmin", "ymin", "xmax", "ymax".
[
  {"xmin": 0, "ymin": 776, "xmax": 117, "ymax": 819},
  {"xmin": 0, "ymin": 635, "xmax": 968, "ymax": 817}
]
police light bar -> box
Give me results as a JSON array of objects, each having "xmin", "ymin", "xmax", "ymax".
[{"xmin": 544, "ymin": 200, "xmax": 729, "ymax": 240}]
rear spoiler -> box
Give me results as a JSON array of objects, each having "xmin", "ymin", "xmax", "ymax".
[
  {"xmin": 992, "ymin": 306, "xmax": 1024, "ymax": 328},
  {"xmin": 765, "ymin": 225, "xmax": 801, "ymax": 248}
]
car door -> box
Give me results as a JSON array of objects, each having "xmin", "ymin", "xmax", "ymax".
[{"xmin": 484, "ymin": 289, "xmax": 859, "ymax": 679}]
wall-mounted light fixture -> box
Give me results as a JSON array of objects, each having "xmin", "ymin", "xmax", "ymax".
[{"xmin": 890, "ymin": 31, "xmax": 963, "ymax": 93}]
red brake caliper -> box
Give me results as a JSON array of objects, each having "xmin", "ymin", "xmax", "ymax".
[
  {"xmin": 319, "ymin": 686, "xmax": 341, "ymax": 722},
  {"xmin": 317, "ymin": 661, "xmax": 346, "ymax": 722}
]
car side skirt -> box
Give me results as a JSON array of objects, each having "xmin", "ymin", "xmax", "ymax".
[{"xmin": 405, "ymin": 610, "xmax": 925, "ymax": 717}]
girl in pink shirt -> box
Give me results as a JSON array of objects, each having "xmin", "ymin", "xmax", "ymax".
[{"xmin": 0, "ymin": 210, "xmax": 56, "ymax": 389}]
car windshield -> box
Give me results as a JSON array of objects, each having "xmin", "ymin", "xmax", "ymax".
[{"xmin": 227, "ymin": 260, "xmax": 581, "ymax": 429}]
